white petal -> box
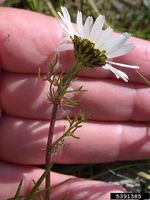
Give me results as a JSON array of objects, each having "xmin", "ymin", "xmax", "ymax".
[
  {"xmin": 60, "ymin": 24, "xmax": 73, "ymax": 36},
  {"xmin": 103, "ymin": 32, "xmax": 130, "ymax": 52},
  {"xmin": 107, "ymin": 43, "xmax": 135, "ymax": 58},
  {"xmin": 58, "ymin": 37, "xmax": 71, "ymax": 46},
  {"xmin": 58, "ymin": 7, "xmax": 76, "ymax": 37},
  {"xmin": 77, "ymin": 11, "xmax": 84, "ymax": 38},
  {"xmin": 55, "ymin": 21, "xmax": 71, "ymax": 37},
  {"xmin": 83, "ymin": 16, "xmax": 93, "ymax": 39},
  {"xmin": 56, "ymin": 44, "xmax": 74, "ymax": 52},
  {"xmin": 89, "ymin": 15, "xmax": 105, "ymax": 42},
  {"xmin": 95, "ymin": 27, "xmax": 113, "ymax": 48},
  {"xmin": 103, "ymin": 64, "xmax": 129, "ymax": 82},
  {"xmin": 108, "ymin": 61, "xmax": 139, "ymax": 69},
  {"xmin": 61, "ymin": 6, "xmax": 71, "ymax": 21},
  {"xmin": 58, "ymin": 12, "xmax": 70, "ymax": 27}
]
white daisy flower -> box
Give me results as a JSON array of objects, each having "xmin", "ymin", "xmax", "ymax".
[{"xmin": 57, "ymin": 6, "xmax": 139, "ymax": 82}]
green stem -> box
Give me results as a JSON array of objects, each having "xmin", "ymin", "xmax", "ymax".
[
  {"xmin": 25, "ymin": 164, "xmax": 53, "ymax": 200},
  {"xmin": 62, "ymin": 59, "xmax": 82, "ymax": 90},
  {"xmin": 45, "ymin": 59, "xmax": 81, "ymax": 200}
]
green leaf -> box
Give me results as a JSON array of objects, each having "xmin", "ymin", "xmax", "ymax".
[
  {"xmin": 13, "ymin": 179, "xmax": 23, "ymax": 200},
  {"xmin": 27, "ymin": 0, "xmax": 41, "ymax": 11},
  {"xmin": 25, "ymin": 164, "xmax": 53, "ymax": 200},
  {"xmin": 32, "ymin": 179, "xmax": 44, "ymax": 200},
  {"xmin": 137, "ymin": 71, "xmax": 150, "ymax": 85}
]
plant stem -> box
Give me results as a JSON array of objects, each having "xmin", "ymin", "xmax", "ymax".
[
  {"xmin": 45, "ymin": 103, "xmax": 58, "ymax": 200},
  {"xmin": 45, "ymin": 59, "xmax": 81, "ymax": 200}
]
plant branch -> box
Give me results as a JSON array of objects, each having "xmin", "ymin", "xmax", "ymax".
[
  {"xmin": 45, "ymin": 59, "xmax": 81, "ymax": 200},
  {"xmin": 45, "ymin": 103, "xmax": 59, "ymax": 200}
]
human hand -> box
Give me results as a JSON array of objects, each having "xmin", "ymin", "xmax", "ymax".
[{"xmin": 0, "ymin": 6, "xmax": 150, "ymax": 200}]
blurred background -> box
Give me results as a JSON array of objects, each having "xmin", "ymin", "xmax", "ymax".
[
  {"xmin": 2, "ymin": 0, "xmax": 150, "ymax": 193},
  {"xmin": 3, "ymin": 0, "xmax": 150, "ymax": 39}
]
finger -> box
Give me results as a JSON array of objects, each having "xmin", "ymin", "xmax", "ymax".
[
  {"xmin": 1, "ymin": 73, "xmax": 150, "ymax": 121},
  {"xmin": 0, "ymin": 161, "xmax": 126, "ymax": 200},
  {"xmin": 0, "ymin": 8, "xmax": 150, "ymax": 82},
  {"xmin": 0, "ymin": 7, "xmax": 62, "ymax": 73},
  {"xmin": 0, "ymin": 116, "xmax": 149, "ymax": 165},
  {"xmin": 113, "ymin": 37, "xmax": 150, "ymax": 82},
  {"xmin": 0, "ymin": 0, "xmax": 6, "ymax": 5}
]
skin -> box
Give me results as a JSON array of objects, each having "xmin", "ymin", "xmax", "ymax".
[{"xmin": 0, "ymin": 3, "xmax": 150, "ymax": 200}]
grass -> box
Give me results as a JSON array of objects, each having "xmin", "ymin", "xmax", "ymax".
[{"xmin": 2, "ymin": 0, "xmax": 150, "ymax": 195}]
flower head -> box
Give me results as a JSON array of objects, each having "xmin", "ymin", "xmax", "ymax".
[{"xmin": 57, "ymin": 6, "xmax": 139, "ymax": 82}]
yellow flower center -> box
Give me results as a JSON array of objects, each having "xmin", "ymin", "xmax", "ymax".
[{"xmin": 72, "ymin": 35, "xmax": 107, "ymax": 68}]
